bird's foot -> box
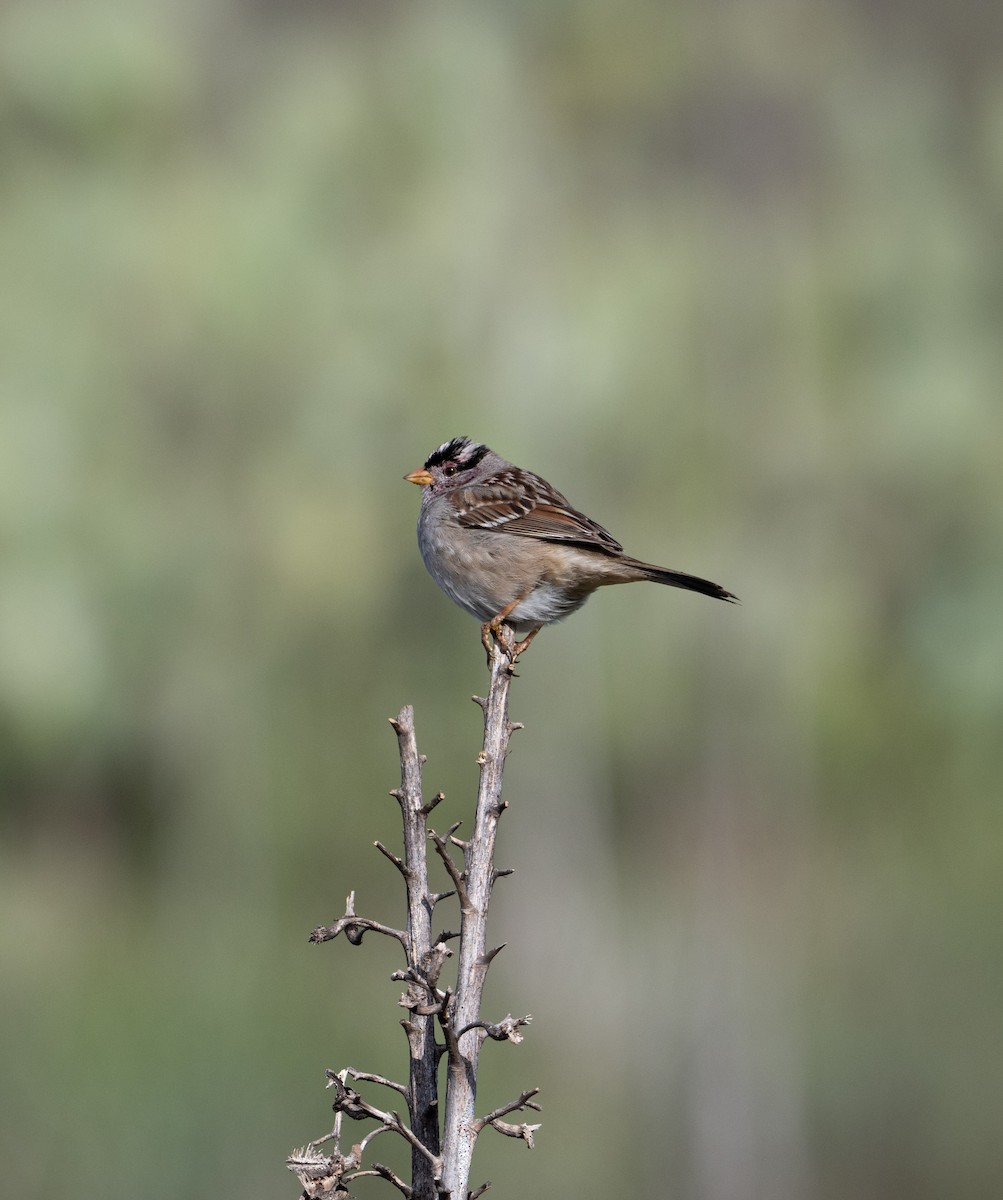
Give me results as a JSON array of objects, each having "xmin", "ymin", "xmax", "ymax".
[
  {"xmin": 511, "ymin": 626, "xmax": 541, "ymax": 661},
  {"xmin": 480, "ymin": 621, "xmax": 495, "ymax": 665},
  {"xmin": 480, "ymin": 619, "xmax": 541, "ymax": 674}
]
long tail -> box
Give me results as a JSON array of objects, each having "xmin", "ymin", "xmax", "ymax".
[{"xmin": 629, "ymin": 559, "xmax": 738, "ymax": 603}]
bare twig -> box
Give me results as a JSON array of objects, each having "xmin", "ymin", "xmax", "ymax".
[
  {"xmin": 370, "ymin": 1161, "xmax": 413, "ymax": 1196},
  {"xmin": 374, "ymin": 840, "xmax": 406, "ymax": 874},
  {"xmin": 459, "ymin": 1013, "xmax": 533, "ymax": 1044},
  {"xmin": 429, "ymin": 824, "xmax": 469, "ymax": 908},
  {"xmin": 436, "ymin": 986, "xmax": 461, "ymax": 1067},
  {"xmin": 474, "ymin": 1088, "xmax": 542, "ymax": 1131},
  {"xmin": 325, "ymin": 1072, "xmax": 442, "ymax": 1170},
  {"xmin": 297, "ymin": 632, "xmax": 536, "ymax": 1199},
  {"xmin": 421, "ymin": 790, "xmax": 446, "ymax": 816},
  {"xmin": 483, "ymin": 1118, "xmax": 540, "ymax": 1148},
  {"xmin": 388, "ymin": 706, "xmax": 443, "ymax": 1196},
  {"xmin": 309, "ymin": 892, "xmax": 408, "ymax": 951},
  {"xmin": 345, "ymin": 1068, "xmax": 409, "ymax": 1099},
  {"xmin": 354, "ymin": 1125, "xmax": 395, "ymax": 1158},
  {"xmin": 439, "ymin": 637, "xmax": 525, "ymax": 1198}
]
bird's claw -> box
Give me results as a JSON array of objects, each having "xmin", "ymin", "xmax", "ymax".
[{"xmin": 480, "ymin": 620, "xmax": 540, "ymax": 674}]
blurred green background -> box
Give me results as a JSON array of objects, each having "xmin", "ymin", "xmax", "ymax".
[{"xmin": 2, "ymin": 1, "xmax": 1002, "ymax": 1197}]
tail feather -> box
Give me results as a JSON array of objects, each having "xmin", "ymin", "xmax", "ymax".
[{"xmin": 630, "ymin": 559, "xmax": 738, "ymax": 603}]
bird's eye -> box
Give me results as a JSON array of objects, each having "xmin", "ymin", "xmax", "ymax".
[{"xmin": 442, "ymin": 463, "xmax": 459, "ymax": 476}]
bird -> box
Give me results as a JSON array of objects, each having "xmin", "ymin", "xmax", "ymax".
[{"xmin": 404, "ymin": 437, "xmax": 736, "ymax": 662}]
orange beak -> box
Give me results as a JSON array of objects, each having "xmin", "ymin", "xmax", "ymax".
[{"xmin": 404, "ymin": 468, "xmax": 434, "ymax": 487}]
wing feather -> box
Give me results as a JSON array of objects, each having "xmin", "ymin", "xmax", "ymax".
[{"xmin": 454, "ymin": 472, "xmax": 623, "ymax": 554}]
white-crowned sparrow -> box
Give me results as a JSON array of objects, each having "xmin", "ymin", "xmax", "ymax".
[{"xmin": 405, "ymin": 437, "xmax": 736, "ymax": 660}]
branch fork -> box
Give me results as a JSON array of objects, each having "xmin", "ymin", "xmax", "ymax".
[{"xmin": 291, "ymin": 646, "xmax": 536, "ymax": 1199}]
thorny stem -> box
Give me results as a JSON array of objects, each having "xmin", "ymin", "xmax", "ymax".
[
  {"xmin": 389, "ymin": 705, "xmax": 442, "ymax": 1199},
  {"xmin": 292, "ymin": 630, "xmax": 531, "ymax": 1200},
  {"xmin": 439, "ymin": 636, "xmax": 522, "ymax": 1199}
]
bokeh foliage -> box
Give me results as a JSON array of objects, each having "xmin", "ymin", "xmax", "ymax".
[{"xmin": 2, "ymin": 1, "xmax": 1002, "ymax": 1197}]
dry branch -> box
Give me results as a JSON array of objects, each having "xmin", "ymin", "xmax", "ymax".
[{"xmin": 290, "ymin": 635, "xmax": 536, "ymax": 1200}]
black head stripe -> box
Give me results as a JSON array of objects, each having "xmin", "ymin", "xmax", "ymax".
[{"xmin": 424, "ymin": 438, "xmax": 489, "ymax": 471}]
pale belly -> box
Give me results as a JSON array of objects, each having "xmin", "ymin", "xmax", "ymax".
[{"xmin": 417, "ymin": 513, "xmax": 594, "ymax": 630}]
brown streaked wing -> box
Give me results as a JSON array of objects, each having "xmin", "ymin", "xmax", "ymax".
[{"xmin": 454, "ymin": 475, "xmax": 623, "ymax": 553}]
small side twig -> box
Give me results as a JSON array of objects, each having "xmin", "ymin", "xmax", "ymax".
[
  {"xmin": 371, "ymin": 1162, "xmax": 412, "ymax": 1196},
  {"xmin": 345, "ymin": 1068, "xmax": 409, "ymax": 1099},
  {"xmin": 421, "ymin": 791, "xmax": 446, "ymax": 817},
  {"xmin": 473, "ymin": 1088, "xmax": 542, "ymax": 1131},
  {"xmin": 429, "ymin": 825, "xmax": 470, "ymax": 908},
  {"xmin": 374, "ymin": 840, "xmax": 406, "ymax": 875},
  {"xmin": 458, "ymin": 1013, "xmax": 533, "ymax": 1044},
  {"xmin": 309, "ymin": 891, "xmax": 408, "ymax": 951},
  {"xmin": 483, "ymin": 1118, "xmax": 540, "ymax": 1148},
  {"xmin": 326, "ymin": 1072, "xmax": 442, "ymax": 1170},
  {"xmin": 473, "ymin": 1087, "xmax": 542, "ymax": 1149}
]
